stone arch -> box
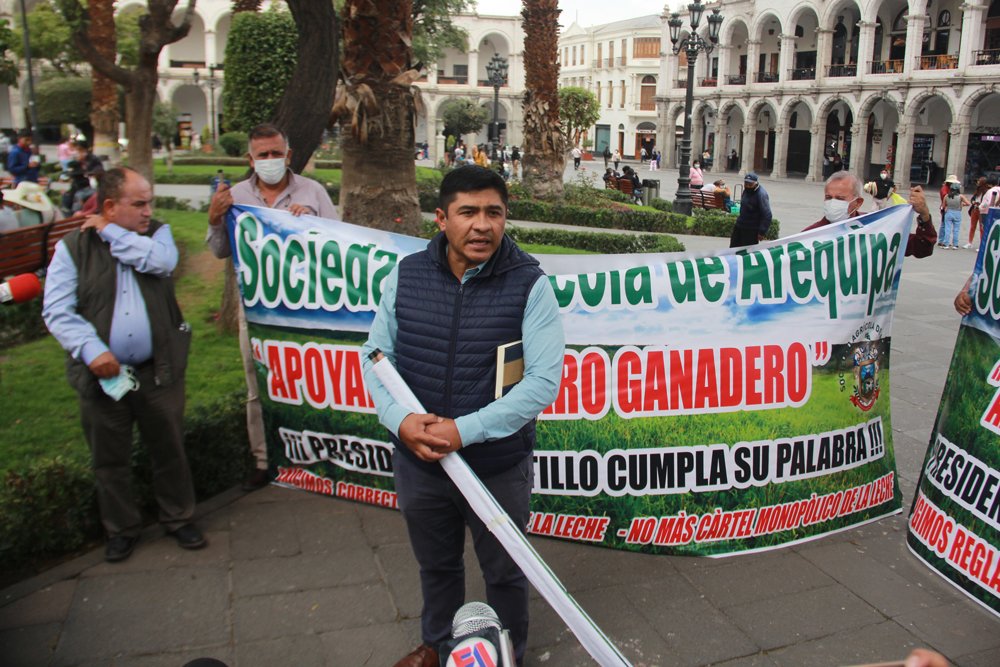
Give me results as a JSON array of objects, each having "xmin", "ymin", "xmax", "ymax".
[
  {"xmin": 820, "ymin": 0, "xmax": 864, "ymax": 29},
  {"xmin": 858, "ymin": 91, "xmax": 903, "ymax": 120},
  {"xmin": 817, "ymin": 95, "xmax": 857, "ymax": 124},
  {"xmin": 750, "ymin": 11, "xmax": 784, "ymax": 40},
  {"xmin": 958, "ymin": 85, "xmax": 1000, "ymax": 126},
  {"xmin": 788, "ymin": 2, "xmax": 821, "ymax": 28},
  {"xmin": 903, "ymin": 90, "xmax": 956, "ymax": 126},
  {"xmin": 468, "ymin": 29, "xmax": 512, "ymax": 56},
  {"xmin": 720, "ymin": 18, "xmax": 750, "ymax": 46},
  {"xmin": 779, "ymin": 96, "xmax": 815, "ymax": 127}
]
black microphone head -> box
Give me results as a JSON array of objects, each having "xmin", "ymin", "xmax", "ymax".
[{"xmin": 452, "ymin": 601, "xmax": 501, "ymax": 638}]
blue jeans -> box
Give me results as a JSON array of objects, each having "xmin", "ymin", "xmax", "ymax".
[{"xmin": 942, "ymin": 209, "xmax": 962, "ymax": 246}]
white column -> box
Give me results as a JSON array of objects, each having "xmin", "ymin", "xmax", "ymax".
[
  {"xmin": 746, "ymin": 40, "xmax": 760, "ymax": 83},
  {"xmin": 855, "ymin": 21, "xmax": 876, "ymax": 78},
  {"xmin": 895, "ymin": 123, "xmax": 915, "ymax": 191},
  {"xmin": 741, "ymin": 124, "xmax": 755, "ymax": 175},
  {"xmin": 772, "ymin": 124, "xmax": 788, "ymax": 178},
  {"xmin": 428, "ymin": 64, "xmax": 438, "ymax": 85},
  {"xmin": 815, "ymin": 29, "xmax": 833, "ymax": 82},
  {"xmin": 946, "ymin": 122, "xmax": 970, "ymax": 182},
  {"xmin": 205, "ymin": 30, "xmax": 217, "ymax": 67},
  {"xmin": 160, "ymin": 45, "xmax": 171, "ymax": 70},
  {"xmin": 434, "ymin": 129, "xmax": 445, "ymax": 166},
  {"xmin": 807, "ymin": 122, "xmax": 825, "ymax": 182},
  {"xmin": 849, "ymin": 120, "xmax": 868, "ymax": 177},
  {"xmin": 468, "ymin": 50, "xmax": 479, "ymax": 86},
  {"xmin": 903, "ymin": 14, "xmax": 927, "ymax": 75},
  {"xmin": 958, "ymin": 3, "xmax": 988, "ymax": 69},
  {"xmin": 716, "ymin": 45, "xmax": 731, "ymax": 84},
  {"xmin": 778, "ymin": 35, "xmax": 795, "ymax": 81}
]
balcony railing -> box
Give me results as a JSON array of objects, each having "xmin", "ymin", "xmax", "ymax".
[
  {"xmin": 169, "ymin": 60, "xmax": 206, "ymax": 68},
  {"xmin": 917, "ymin": 54, "xmax": 958, "ymax": 70},
  {"xmin": 725, "ymin": 74, "xmax": 746, "ymax": 85},
  {"xmin": 974, "ymin": 49, "xmax": 1000, "ymax": 66},
  {"xmin": 755, "ymin": 71, "xmax": 780, "ymax": 83},
  {"xmin": 789, "ymin": 67, "xmax": 816, "ymax": 80},
  {"xmin": 826, "ymin": 63, "xmax": 857, "ymax": 77},
  {"xmin": 437, "ymin": 76, "xmax": 468, "ymax": 85},
  {"xmin": 699, "ymin": 77, "xmax": 718, "ymax": 87},
  {"xmin": 616, "ymin": 57, "xmax": 627, "ymax": 66},
  {"xmin": 674, "ymin": 79, "xmax": 688, "ymax": 89},
  {"xmin": 477, "ymin": 80, "xmax": 509, "ymax": 87},
  {"xmin": 592, "ymin": 59, "xmax": 602, "ymax": 68},
  {"xmin": 605, "ymin": 58, "xmax": 614, "ymax": 67},
  {"xmin": 869, "ymin": 59, "xmax": 903, "ymax": 74}
]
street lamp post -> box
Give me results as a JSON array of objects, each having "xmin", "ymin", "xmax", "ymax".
[
  {"xmin": 485, "ymin": 53, "xmax": 508, "ymax": 161},
  {"xmin": 668, "ymin": 3, "xmax": 723, "ymax": 216},
  {"xmin": 193, "ymin": 66, "xmax": 220, "ymax": 146}
]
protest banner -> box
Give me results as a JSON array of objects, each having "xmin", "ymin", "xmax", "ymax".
[
  {"xmin": 907, "ymin": 208, "xmax": 1000, "ymax": 617},
  {"xmin": 227, "ymin": 203, "xmax": 910, "ymax": 557}
]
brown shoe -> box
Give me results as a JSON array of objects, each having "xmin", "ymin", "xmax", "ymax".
[{"xmin": 392, "ymin": 643, "xmax": 438, "ymax": 667}]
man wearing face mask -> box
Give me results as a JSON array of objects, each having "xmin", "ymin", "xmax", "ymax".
[
  {"xmin": 802, "ymin": 171, "xmax": 937, "ymax": 258},
  {"xmin": 206, "ymin": 123, "xmax": 338, "ymax": 491}
]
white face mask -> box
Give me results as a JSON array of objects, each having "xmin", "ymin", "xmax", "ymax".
[
  {"xmin": 99, "ymin": 364, "xmax": 140, "ymax": 401},
  {"xmin": 824, "ymin": 198, "xmax": 854, "ymax": 223},
  {"xmin": 880, "ymin": 172, "xmax": 888, "ymax": 180},
  {"xmin": 254, "ymin": 157, "xmax": 287, "ymax": 185}
]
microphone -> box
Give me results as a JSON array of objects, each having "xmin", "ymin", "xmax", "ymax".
[
  {"xmin": 442, "ymin": 602, "xmax": 514, "ymax": 667},
  {"xmin": 0, "ymin": 273, "xmax": 42, "ymax": 305}
]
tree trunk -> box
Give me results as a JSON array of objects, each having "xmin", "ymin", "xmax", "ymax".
[
  {"xmin": 88, "ymin": 0, "xmax": 119, "ymax": 164},
  {"xmin": 336, "ymin": 0, "xmax": 420, "ymax": 232},
  {"xmin": 218, "ymin": 259, "xmax": 240, "ymax": 334},
  {"xmin": 272, "ymin": 0, "xmax": 338, "ymax": 174},
  {"xmin": 124, "ymin": 69, "xmax": 158, "ymax": 183},
  {"xmin": 520, "ymin": 0, "xmax": 564, "ymax": 200},
  {"xmin": 340, "ymin": 84, "xmax": 420, "ymax": 234}
]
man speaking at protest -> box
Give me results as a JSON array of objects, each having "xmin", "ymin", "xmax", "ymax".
[
  {"xmin": 206, "ymin": 123, "xmax": 338, "ymax": 491},
  {"xmin": 362, "ymin": 166, "xmax": 564, "ymax": 667}
]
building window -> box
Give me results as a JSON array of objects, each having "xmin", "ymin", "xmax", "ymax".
[
  {"xmin": 633, "ymin": 37, "xmax": 660, "ymax": 58},
  {"xmin": 580, "ymin": 45, "xmax": 585, "ymax": 64},
  {"xmin": 607, "ymin": 81, "xmax": 613, "ymax": 108},
  {"xmin": 640, "ymin": 75, "xmax": 656, "ymax": 111},
  {"xmin": 621, "ymin": 39, "xmax": 627, "ymax": 65},
  {"xmin": 596, "ymin": 81, "xmax": 601, "ymax": 104},
  {"xmin": 608, "ymin": 41, "xmax": 614, "ymax": 67},
  {"xmin": 572, "ymin": 46, "xmax": 577, "ymax": 66},
  {"xmin": 620, "ymin": 79, "xmax": 625, "ymax": 107},
  {"xmin": 597, "ymin": 43, "xmax": 602, "ymax": 67}
]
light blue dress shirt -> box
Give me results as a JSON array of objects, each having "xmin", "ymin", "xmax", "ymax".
[
  {"xmin": 361, "ymin": 258, "xmax": 565, "ymax": 448},
  {"xmin": 43, "ymin": 223, "xmax": 179, "ymax": 366}
]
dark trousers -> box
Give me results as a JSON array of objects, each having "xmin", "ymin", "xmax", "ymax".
[
  {"xmin": 730, "ymin": 225, "xmax": 761, "ymax": 248},
  {"xmin": 393, "ymin": 449, "xmax": 533, "ymax": 663},
  {"xmin": 80, "ymin": 365, "xmax": 194, "ymax": 538}
]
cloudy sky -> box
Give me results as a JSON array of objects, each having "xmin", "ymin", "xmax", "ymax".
[{"xmin": 473, "ymin": 0, "xmax": 680, "ymax": 28}]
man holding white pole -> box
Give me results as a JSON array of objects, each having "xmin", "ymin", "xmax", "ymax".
[{"xmin": 362, "ymin": 166, "xmax": 564, "ymax": 667}]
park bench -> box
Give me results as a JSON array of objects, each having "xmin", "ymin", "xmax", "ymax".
[
  {"xmin": 614, "ymin": 177, "xmax": 643, "ymax": 204},
  {"xmin": 690, "ymin": 188, "xmax": 727, "ymax": 210},
  {"xmin": 0, "ymin": 215, "xmax": 86, "ymax": 278},
  {"xmin": 0, "ymin": 175, "xmax": 51, "ymax": 190}
]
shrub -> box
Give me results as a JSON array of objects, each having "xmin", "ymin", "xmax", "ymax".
[
  {"xmin": 0, "ymin": 457, "xmax": 101, "ymax": 566},
  {"xmin": 0, "ymin": 299, "xmax": 47, "ymax": 349},
  {"xmin": 0, "ymin": 392, "xmax": 251, "ymax": 567},
  {"xmin": 153, "ymin": 195, "xmax": 195, "ymax": 211},
  {"xmin": 218, "ymin": 131, "xmax": 249, "ymax": 158},
  {"xmin": 506, "ymin": 227, "xmax": 683, "ymax": 254}
]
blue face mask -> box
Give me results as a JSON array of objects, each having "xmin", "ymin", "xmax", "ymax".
[{"xmin": 99, "ymin": 365, "xmax": 140, "ymax": 401}]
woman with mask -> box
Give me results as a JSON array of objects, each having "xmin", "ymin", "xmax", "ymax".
[
  {"xmin": 689, "ymin": 161, "xmax": 704, "ymax": 189},
  {"xmin": 940, "ymin": 177, "xmax": 970, "ymax": 249}
]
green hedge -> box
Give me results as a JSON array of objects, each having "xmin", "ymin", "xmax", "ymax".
[
  {"xmin": 170, "ymin": 157, "xmax": 342, "ymax": 169},
  {"xmin": 0, "ymin": 392, "xmax": 251, "ymax": 567},
  {"xmin": 419, "ymin": 218, "xmax": 683, "ymax": 254}
]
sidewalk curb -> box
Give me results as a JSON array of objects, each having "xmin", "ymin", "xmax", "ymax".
[{"xmin": 1, "ymin": 484, "xmax": 249, "ymax": 607}]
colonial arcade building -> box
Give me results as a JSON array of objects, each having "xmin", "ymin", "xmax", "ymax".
[{"xmin": 563, "ymin": 0, "xmax": 1000, "ymax": 189}]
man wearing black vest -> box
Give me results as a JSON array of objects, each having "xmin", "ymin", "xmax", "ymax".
[
  {"xmin": 43, "ymin": 167, "xmax": 203, "ymax": 563},
  {"xmin": 362, "ymin": 166, "xmax": 564, "ymax": 667}
]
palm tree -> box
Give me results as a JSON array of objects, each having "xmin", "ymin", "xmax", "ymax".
[
  {"xmin": 333, "ymin": 0, "xmax": 422, "ymax": 234},
  {"xmin": 87, "ymin": 0, "xmax": 118, "ymax": 163},
  {"xmin": 520, "ymin": 0, "xmax": 564, "ymax": 200}
]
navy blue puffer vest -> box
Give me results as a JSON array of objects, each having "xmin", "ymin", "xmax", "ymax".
[{"xmin": 393, "ymin": 232, "xmax": 544, "ymax": 478}]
